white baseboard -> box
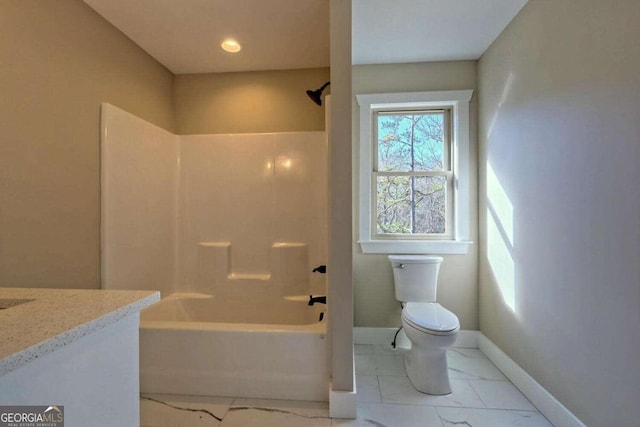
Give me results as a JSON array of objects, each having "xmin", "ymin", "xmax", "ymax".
[
  {"xmin": 353, "ymin": 327, "xmax": 479, "ymax": 348},
  {"xmin": 478, "ymin": 334, "xmax": 585, "ymax": 427},
  {"xmin": 329, "ymin": 385, "xmax": 357, "ymax": 419},
  {"xmin": 329, "ymin": 349, "xmax": 357, "ymax": 419},
  {"xmin": 353, "ymin": 327, "xmax": 405, "ymax": 346}
]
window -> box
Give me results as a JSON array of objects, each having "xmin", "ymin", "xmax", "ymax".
[
  {"xmin": 375, "ymin": 109, "xmax": 452, "ymax": 238},
  {"xmin": 357, "ymin": 90, "xmax": 473, "ymax": 254}
]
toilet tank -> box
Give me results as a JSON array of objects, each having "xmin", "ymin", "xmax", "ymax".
[{"xmin": 388, "ymin": 255, "xmax": 443, "ymax": 302}]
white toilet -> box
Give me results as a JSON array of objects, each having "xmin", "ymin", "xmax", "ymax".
[{"xmin": 388, "ymin": 255, "xmax": 459, "ymax": 395}]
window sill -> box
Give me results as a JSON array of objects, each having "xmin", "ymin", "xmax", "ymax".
[{"xmin": 359, "ymin": 240, "xmax": 473, "ymax": 255}]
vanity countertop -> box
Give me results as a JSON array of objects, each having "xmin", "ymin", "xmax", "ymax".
[{"xmin": 0, "ymin": 287, "xmax": 159, "ymax": 377}]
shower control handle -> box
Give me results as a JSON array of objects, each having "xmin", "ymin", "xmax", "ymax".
[{"xmin": 312, "ymin": 265, "xmax": 327, "ymax": 274}]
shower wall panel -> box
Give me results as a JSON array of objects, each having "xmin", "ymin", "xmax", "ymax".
[
  {"xmin": 102, "ymin": 104, "xmax": 327, "ymax": 296},
  {"xmin": 101, "ymin": 104, "xmax": 178, "ymax": 295},
  {"xmin": 179, "ymin": 132, "xmax": 327, "ymax": 291}
]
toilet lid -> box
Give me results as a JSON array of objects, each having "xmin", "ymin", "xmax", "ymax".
[{"xmin": 402, "ymin": 302, "xmax": 459, "ymax": 334}]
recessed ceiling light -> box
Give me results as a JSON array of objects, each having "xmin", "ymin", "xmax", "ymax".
[{"xmin": 221, "ymin": 39, "xmax": 241, "ymax": 53}]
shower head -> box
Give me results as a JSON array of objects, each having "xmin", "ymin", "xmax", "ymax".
[{"xmin": 306, "ymin": 81, "xmax": 330, "ymax": 106}]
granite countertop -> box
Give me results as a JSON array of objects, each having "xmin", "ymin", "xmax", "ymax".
[{"xmin": 0, "ymin": 287, "xmax": 159, "ymax": 377}]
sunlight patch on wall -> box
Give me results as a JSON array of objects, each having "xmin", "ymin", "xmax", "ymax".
[
  {"xmin": 487, "ymin": 72, "xmax": 514, "ymax": 140},
  {"xmin": 486, "ymin": 162, "xmax": 516, "ymax": 312},
  {"xmin": 487, "ymin": 163, "xmax": 514, "ymax": 245}
]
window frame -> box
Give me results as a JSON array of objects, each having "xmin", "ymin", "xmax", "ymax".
[{"xmin": 357, "ymin": 90, "xmax": 473, "ymax": 254}]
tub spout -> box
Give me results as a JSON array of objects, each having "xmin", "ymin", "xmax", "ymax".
[{"xmin": 308, "ymin": 295, "xmax": 327, "ymax": 306}]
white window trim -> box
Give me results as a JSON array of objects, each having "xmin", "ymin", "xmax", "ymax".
[{"xmin": 357, "ymin": 90, "xmax": 473, "ymax": 255}]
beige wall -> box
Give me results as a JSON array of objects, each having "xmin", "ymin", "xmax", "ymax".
[
  {"xmin": 478, "ymin": 1, "xmax": 640, "ymax": 425},
  {"xmin": 0, "ymin": 0, "xmax": 174, "ymax": 288},
  {"xmin": 352, "ymin": 61, "xmax": 479, "ymax": 329},
  {"xmin": 174, "ymin": 68, "xmax": 330, "ymax": 135}
]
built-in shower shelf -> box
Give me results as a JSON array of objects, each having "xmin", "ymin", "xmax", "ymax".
[{"xmin": 197, "ymin": 240, "xmax": 313, "ymax": 296}]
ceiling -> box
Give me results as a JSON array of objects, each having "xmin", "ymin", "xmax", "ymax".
[
  {"xmin": 83, "ymin": 0, "xmax": 330, "ymax": 74},
  {"xmin": 83, "ymin": 0, "xmax": 527, "ymax": 75},
  {"xmin": 353, "ymin": 0, "xmax": 528, "ymax": 65}
]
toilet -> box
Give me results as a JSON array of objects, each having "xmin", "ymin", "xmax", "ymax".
[{"xmin": 388, "ymin": 255, "xmax": 459, "ymax": 395}]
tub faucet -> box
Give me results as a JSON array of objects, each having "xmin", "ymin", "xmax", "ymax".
[{"xmin": 308, "ymin": 295, "xmax": 327, "ymax": 306}]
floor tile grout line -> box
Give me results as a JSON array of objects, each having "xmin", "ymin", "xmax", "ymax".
[
  {"xmin": 468, "ymin": 378, "xmax": 545, "ymax": 414},
  {"xmin": 436, "ymin": 406, "xmax": 549, "ymax": 427},
  {"xmin": 375, "ymin": 374, "xmax": 383, "ymax": 403},
  {"xmin": 448, "ymin": 348, "xmax": 479, "ymax": 359},
  {"xmin": 466, "ymin": 378, "xmax": 490, "ymax": 410},
  {"xmin": 436, "ymin": 405, "xmax": 548, "ymax": 414}
]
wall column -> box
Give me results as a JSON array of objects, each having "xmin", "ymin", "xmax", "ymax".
[{"xmin": 328, "ymin": 0, "xmax": 355, "ymax": 418}]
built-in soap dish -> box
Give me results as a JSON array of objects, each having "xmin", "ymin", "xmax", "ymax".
[{"xmin": 0, "ymin": 298, "xmax": 35, "ymax": 310}]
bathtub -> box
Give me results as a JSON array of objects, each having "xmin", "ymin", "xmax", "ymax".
[{"xmin": 139, "ymin": 293, "xmax": 329, "ymax": 401}]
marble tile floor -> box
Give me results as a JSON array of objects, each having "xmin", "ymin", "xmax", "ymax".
[{"xmin": 140, "ymin": 344, "xmax": 554, "ymax": 427}]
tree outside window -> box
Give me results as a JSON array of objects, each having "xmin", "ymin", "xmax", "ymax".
[{"xmin": 374, "ymin": 110, "xmax": 451, "ymax": 237}]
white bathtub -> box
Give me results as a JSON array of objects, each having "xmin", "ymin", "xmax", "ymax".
[{"xmin": 139, "ymin": 293, "xmax": 329, "ymax": 401}]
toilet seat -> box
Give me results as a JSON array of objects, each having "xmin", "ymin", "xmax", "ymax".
[{"xmin": 402, "ymin": 302, "xmax": 459, "ymax": 336}]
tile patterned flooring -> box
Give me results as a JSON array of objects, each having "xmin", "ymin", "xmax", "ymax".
[{"xmin": 140, "ymin": 344, "xmax": 554, "ymax": 426}]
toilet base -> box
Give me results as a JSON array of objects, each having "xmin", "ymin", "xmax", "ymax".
[{"xmin": 404, "ymin": 347, "xmax": 452, "ymax": 395}]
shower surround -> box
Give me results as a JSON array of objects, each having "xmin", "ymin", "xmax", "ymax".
[{"xmin": 101, "ymin": 103, "xmax": 328, "ymax": 400}]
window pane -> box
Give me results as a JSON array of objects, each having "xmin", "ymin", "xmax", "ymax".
[
  {"xmin": 376, "ymin": 175, "xmax": 412, "ymax": 233},
  {"xmin": 414, "ymin": 176, "xmax": 446, "ymax": 234},
  {"xmin": 377, "ymin": 112, "xmax": 445, "ymax": 172},
  {"xmin": 376, "ymin": 175, "xmax": 446, "ymax": 234}
]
